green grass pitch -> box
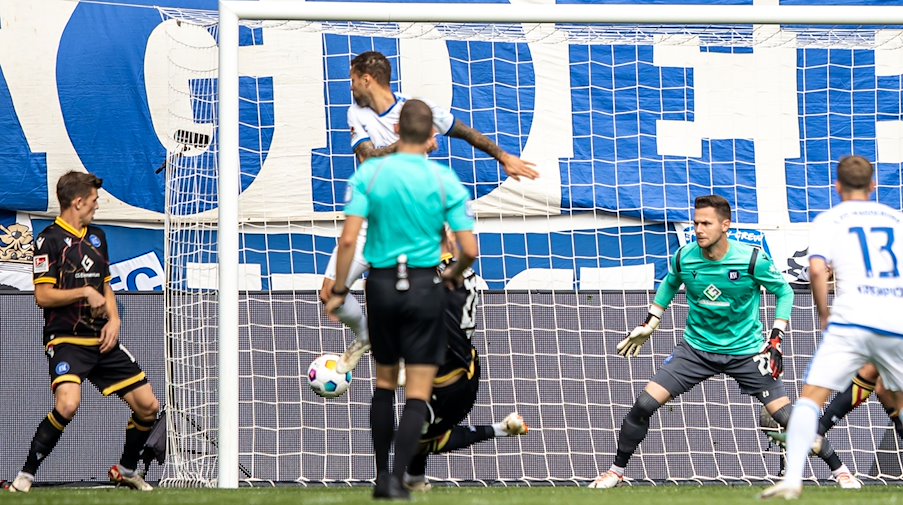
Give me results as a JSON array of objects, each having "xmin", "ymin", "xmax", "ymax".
[{"xmin": 5, "ymin": 485, "xmax": 901, "ymax": 505}]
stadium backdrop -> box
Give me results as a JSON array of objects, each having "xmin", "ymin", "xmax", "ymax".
[{"xmin": 5, "ymin": 0, "xmax": 902, "ymax": 291}]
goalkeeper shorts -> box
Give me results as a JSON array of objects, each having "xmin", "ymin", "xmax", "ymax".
[{"xmin": 652, "ymin": 342, "xmax": 786, "ymax": 399}]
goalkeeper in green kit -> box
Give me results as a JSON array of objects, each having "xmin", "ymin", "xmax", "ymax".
[{"xmin": 588, "ymin": 195, "xmax": 859, "ymax": 489}]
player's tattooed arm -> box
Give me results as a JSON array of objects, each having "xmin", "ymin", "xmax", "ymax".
[
  {"xmin": 354, "ymin": 140, "xmax": 398, "ymax": 163},
  {"xmin": 448, "ymin": 121, "xmax": 538, "ymax": 180}
]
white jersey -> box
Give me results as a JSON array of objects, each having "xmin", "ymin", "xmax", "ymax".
[
  {"xmin": 809, "ymin": 200, "xmax": 903, "ymax": 337},
  {"xmin": 332, "ymin": 93, "xmax": 456, "ymax": 283},
  {"xmin": 347, "ymin": 92, "xmax": 455, "ymax": 150}
]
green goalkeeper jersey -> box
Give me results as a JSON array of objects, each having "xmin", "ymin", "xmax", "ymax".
[{"xmin": 654, "ymin": 240, "xmax": 793, "ymax": 355}]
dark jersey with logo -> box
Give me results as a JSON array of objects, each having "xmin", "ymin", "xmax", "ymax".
[
  {"xmin": 437, "ymin": 260, "xmax": 479, "ymax": 379},
  {"xmin": 33, "ymin": 217, "xmax": 112, "ymax": 344}
]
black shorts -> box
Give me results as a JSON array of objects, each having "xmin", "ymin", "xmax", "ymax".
[
  {"xmin": 365, "ymin": 267, "xmax": 446, "ymax": 366},
  {"xmin": 423, "ymin": 351, "xmax": 481, "ymax": 441},
  {"xmin": 47, "ymin": 342, "xmax": 147, "ymax": 397},
  {"xmin": 652, "ymin": 342, "xmax": 786, "ymax": 399}
]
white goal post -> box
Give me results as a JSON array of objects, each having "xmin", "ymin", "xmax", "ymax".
[{"xmin": 185, "ymin": 1, "xmax": 903, "ymax": 489}]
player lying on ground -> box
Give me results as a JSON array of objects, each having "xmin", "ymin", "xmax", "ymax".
[
  {"xmin": 589, "ymin": 194, "xmax": 859, "ymax": 490},
  {"xmin": 402, "ymin": 243, "xmax": 528, "ymax": 491},
  {"xmin": 5, "ymin": 172, "xmax": 159, "ymax": 493},
  {"xmin": 321, "ymin": 50, "xmax": 537, "ymax": 374},
  {"xmin": 762, "ymin": 156, "xmax": 903, "ymax": 500}
]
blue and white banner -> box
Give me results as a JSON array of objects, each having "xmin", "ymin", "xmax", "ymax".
[{"xmin": 2, "ymin": 0, "xmax": 902, "ymax": 290}]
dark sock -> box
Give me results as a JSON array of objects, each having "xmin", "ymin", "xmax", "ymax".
[
  {"xmin": 883, "ymin": 405, "xmax": 903, "ymax": 440},
  {"xmin": 406, "ymin": 453, "xmax": 428, "ymax": 477},
  {"xmin": 428, "ymin": 425, "xmax": 495, "ymax": 454},
  {"xmin": 23, "ymin": 409, "xmax": 71, "ymax": 475},
  {"xmin": 819, "ymin": 374, "xmax": 875, "ymax": 435},
  {"xmin": 370, "ymin": 388, "xmax": 395, "ymax": 476},
  {"xmin": 119, "ymin": 414, "xmax": 156, "ymax": 470},
  {"xmin": 772, "ymin": 404, "xmax": 843, "ymax": 472},
  {"xmin": 392, "ymin": 399, "xmax": 429, "ymax": 480},
  {"xmin": 614, "ymin": 391, "xmax": 662, "ymax": 468}
]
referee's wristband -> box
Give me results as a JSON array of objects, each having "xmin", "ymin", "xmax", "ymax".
[{"xmin": 331, "ymin": 286, "xmax": 349, "ymax": 296}]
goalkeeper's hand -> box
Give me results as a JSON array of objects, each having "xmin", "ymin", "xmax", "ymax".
[
  {"xmin": 617, "ymin": 310, "xmax": 662, "ymax": 357},
  {"xmin": 761, "ymin": 327, "xmax": 784, "ymax": 380}
]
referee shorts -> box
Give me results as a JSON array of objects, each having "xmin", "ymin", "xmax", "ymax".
[{"xmin": 365, "ymin": 267, "xmax": 446, "ymax": 366}]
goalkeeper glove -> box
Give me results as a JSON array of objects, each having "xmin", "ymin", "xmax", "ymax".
[
  {"xmin": 617, "ymin": 307, "xmax": 663, "ymax": 357},
  {"xmin": 761, "ymin": 327, "xmax": 784, "ymax": 380}
]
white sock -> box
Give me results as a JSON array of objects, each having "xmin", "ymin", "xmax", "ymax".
[
  {"xmin": 492, "ymin": 421, "xmax": 507, "ymax": 437},
  {"xmin": 16, "ymin": 472, "xmax": 34, "ymax": 482},
  {"xmin": 333, "ymin": 294, "xmax": 368, "ymax": 342},
  {"xmin": 784, "ymin": 397, "xmax": 821, "ymax": 488},
  {"xmin": 608, "ymin": 464, "xmax": 625, "ymax": 476},
  {"xmin": 832, "ymin": 464, "xmax": 851, "ymax": 478}
]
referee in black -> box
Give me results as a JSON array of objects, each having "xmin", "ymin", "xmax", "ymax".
[{"xmin": 326, "ymin": 99, "xmax": 477, "ymax": 500}]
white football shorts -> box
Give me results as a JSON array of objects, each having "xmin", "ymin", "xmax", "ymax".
[{"xmin": 805, "ymin": 325, "xmax": 903, "ymax": 392}]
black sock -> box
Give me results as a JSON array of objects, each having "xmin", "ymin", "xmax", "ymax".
[
  {"xmin": 883, "ymin": 405, "xmax": 903, "ymax": 441},
  {"xmin": 406, "ymin": 453, "xmax": 428, "ymax": 477},
  {"xmin": 392, "ymin": 399, "xmax": 429, "ymax": 480},
  {"xmin": 370, "ymin": 388, "xmax": 395, "ymax": 476},
  {"xmin": 119, "ymin": 414, "xmax": 156, "ymax": 471},
  {"xmin": 819, "ymin": 374, "xmax": 875, "ymax": 435},
  {"xmin": 772, "ymin": 404, "xmax": 844, "ymax": 472},
  {"xmin": 23, "ymin": 409, "xmax": 71, "ymax": 475},
  {"xmin": 614, "ymin": 392, "xmax": 662, "ymax": 468},
  {"xmin": 427, "ymin": 425, "xmax": 495, "ymax": 454}
]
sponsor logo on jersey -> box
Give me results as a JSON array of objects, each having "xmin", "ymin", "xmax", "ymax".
[
  {"xmin": 33, "ymin": 254, "xmax": 49, "ymax": 274},
  {"xmin": 729, "ymin": 270, "xmax": 740, "ymax": 281},
  {"xmin": 704, "ymin": 284, "xmax": 722, "ymax": 301},
  {"xmin": 89, "ymin": 234, "xmax": 101, "ymax": 247},
  {"xmin": 55, "ymin": 361, "xmax": 70, "ymax": 375},
  {"xmin": 81, "ymin": 255, "xmax": 94, "ymax": 271}
]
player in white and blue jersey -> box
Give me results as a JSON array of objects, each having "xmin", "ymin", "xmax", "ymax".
[
  {"xmin": 321, "ymin": 51, "xmax": 537, "ymax": 373},
  {"xmin": 762, "ymin": 155, "xmax": 903, "ymax": 500}
]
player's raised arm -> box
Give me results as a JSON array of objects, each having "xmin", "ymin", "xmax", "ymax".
[{"xmin": 447, "ymin": 121, "xmax": 538, "ymax": 181}]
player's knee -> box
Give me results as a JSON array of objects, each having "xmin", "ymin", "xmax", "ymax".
[
  {"xmin": 628, "ymin": 391, "xmax": 663, "ymax": 422},
  {"xmin": 140, "ymin": 396, "xmax": 161, "ymax": 420},
  {"xmin": 55, "ymin": 398, "xmax": 80, "ymax": 419},
  {"xmin": 769, "ymin": 404, "xmax": 792, "ymax": 428}
]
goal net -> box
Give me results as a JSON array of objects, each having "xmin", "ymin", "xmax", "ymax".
[{"xmin": 159, "ymin": 3, "xmax": 903, "ymax": 487}]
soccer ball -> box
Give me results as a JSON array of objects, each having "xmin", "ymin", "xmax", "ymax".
[{"xmin": 307, "ymin": 354, "xmax": 352, "ymax": 398}]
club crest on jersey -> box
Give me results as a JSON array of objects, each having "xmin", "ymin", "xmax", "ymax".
[
  {"xmin": 33, "ymin": 254, "xmax": 49, "ymax": 273},
  {"xmin": 89, "ymin": 234, "xmax": 101, "ymax": 247},
  {"xmin": 81, "ymin": 255, "xmax": 94, "ymax": 271},
  {"xmin": 55, "ymin": 361, "xmax": 70, "ymax": 375},
  {"xmin": 729, "ymin": 270, "xmax": 740, "ymax": 281},
  {"xmin": 704, "ymin": 284, "xmax": 722, "ymax": 301}
]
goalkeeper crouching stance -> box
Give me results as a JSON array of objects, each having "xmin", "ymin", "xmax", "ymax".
[
  {"xmin": 589, "ymin": 195, "xmax": 858, "ymax": 490},
  {"xmin": 402, "ymin": 247, "xmax": 528, "ymax": 491}
]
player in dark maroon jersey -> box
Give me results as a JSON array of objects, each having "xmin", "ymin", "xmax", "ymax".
[{"xmin": 5, "ymin": 172, "xmax": 159, "ymax": 493}]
